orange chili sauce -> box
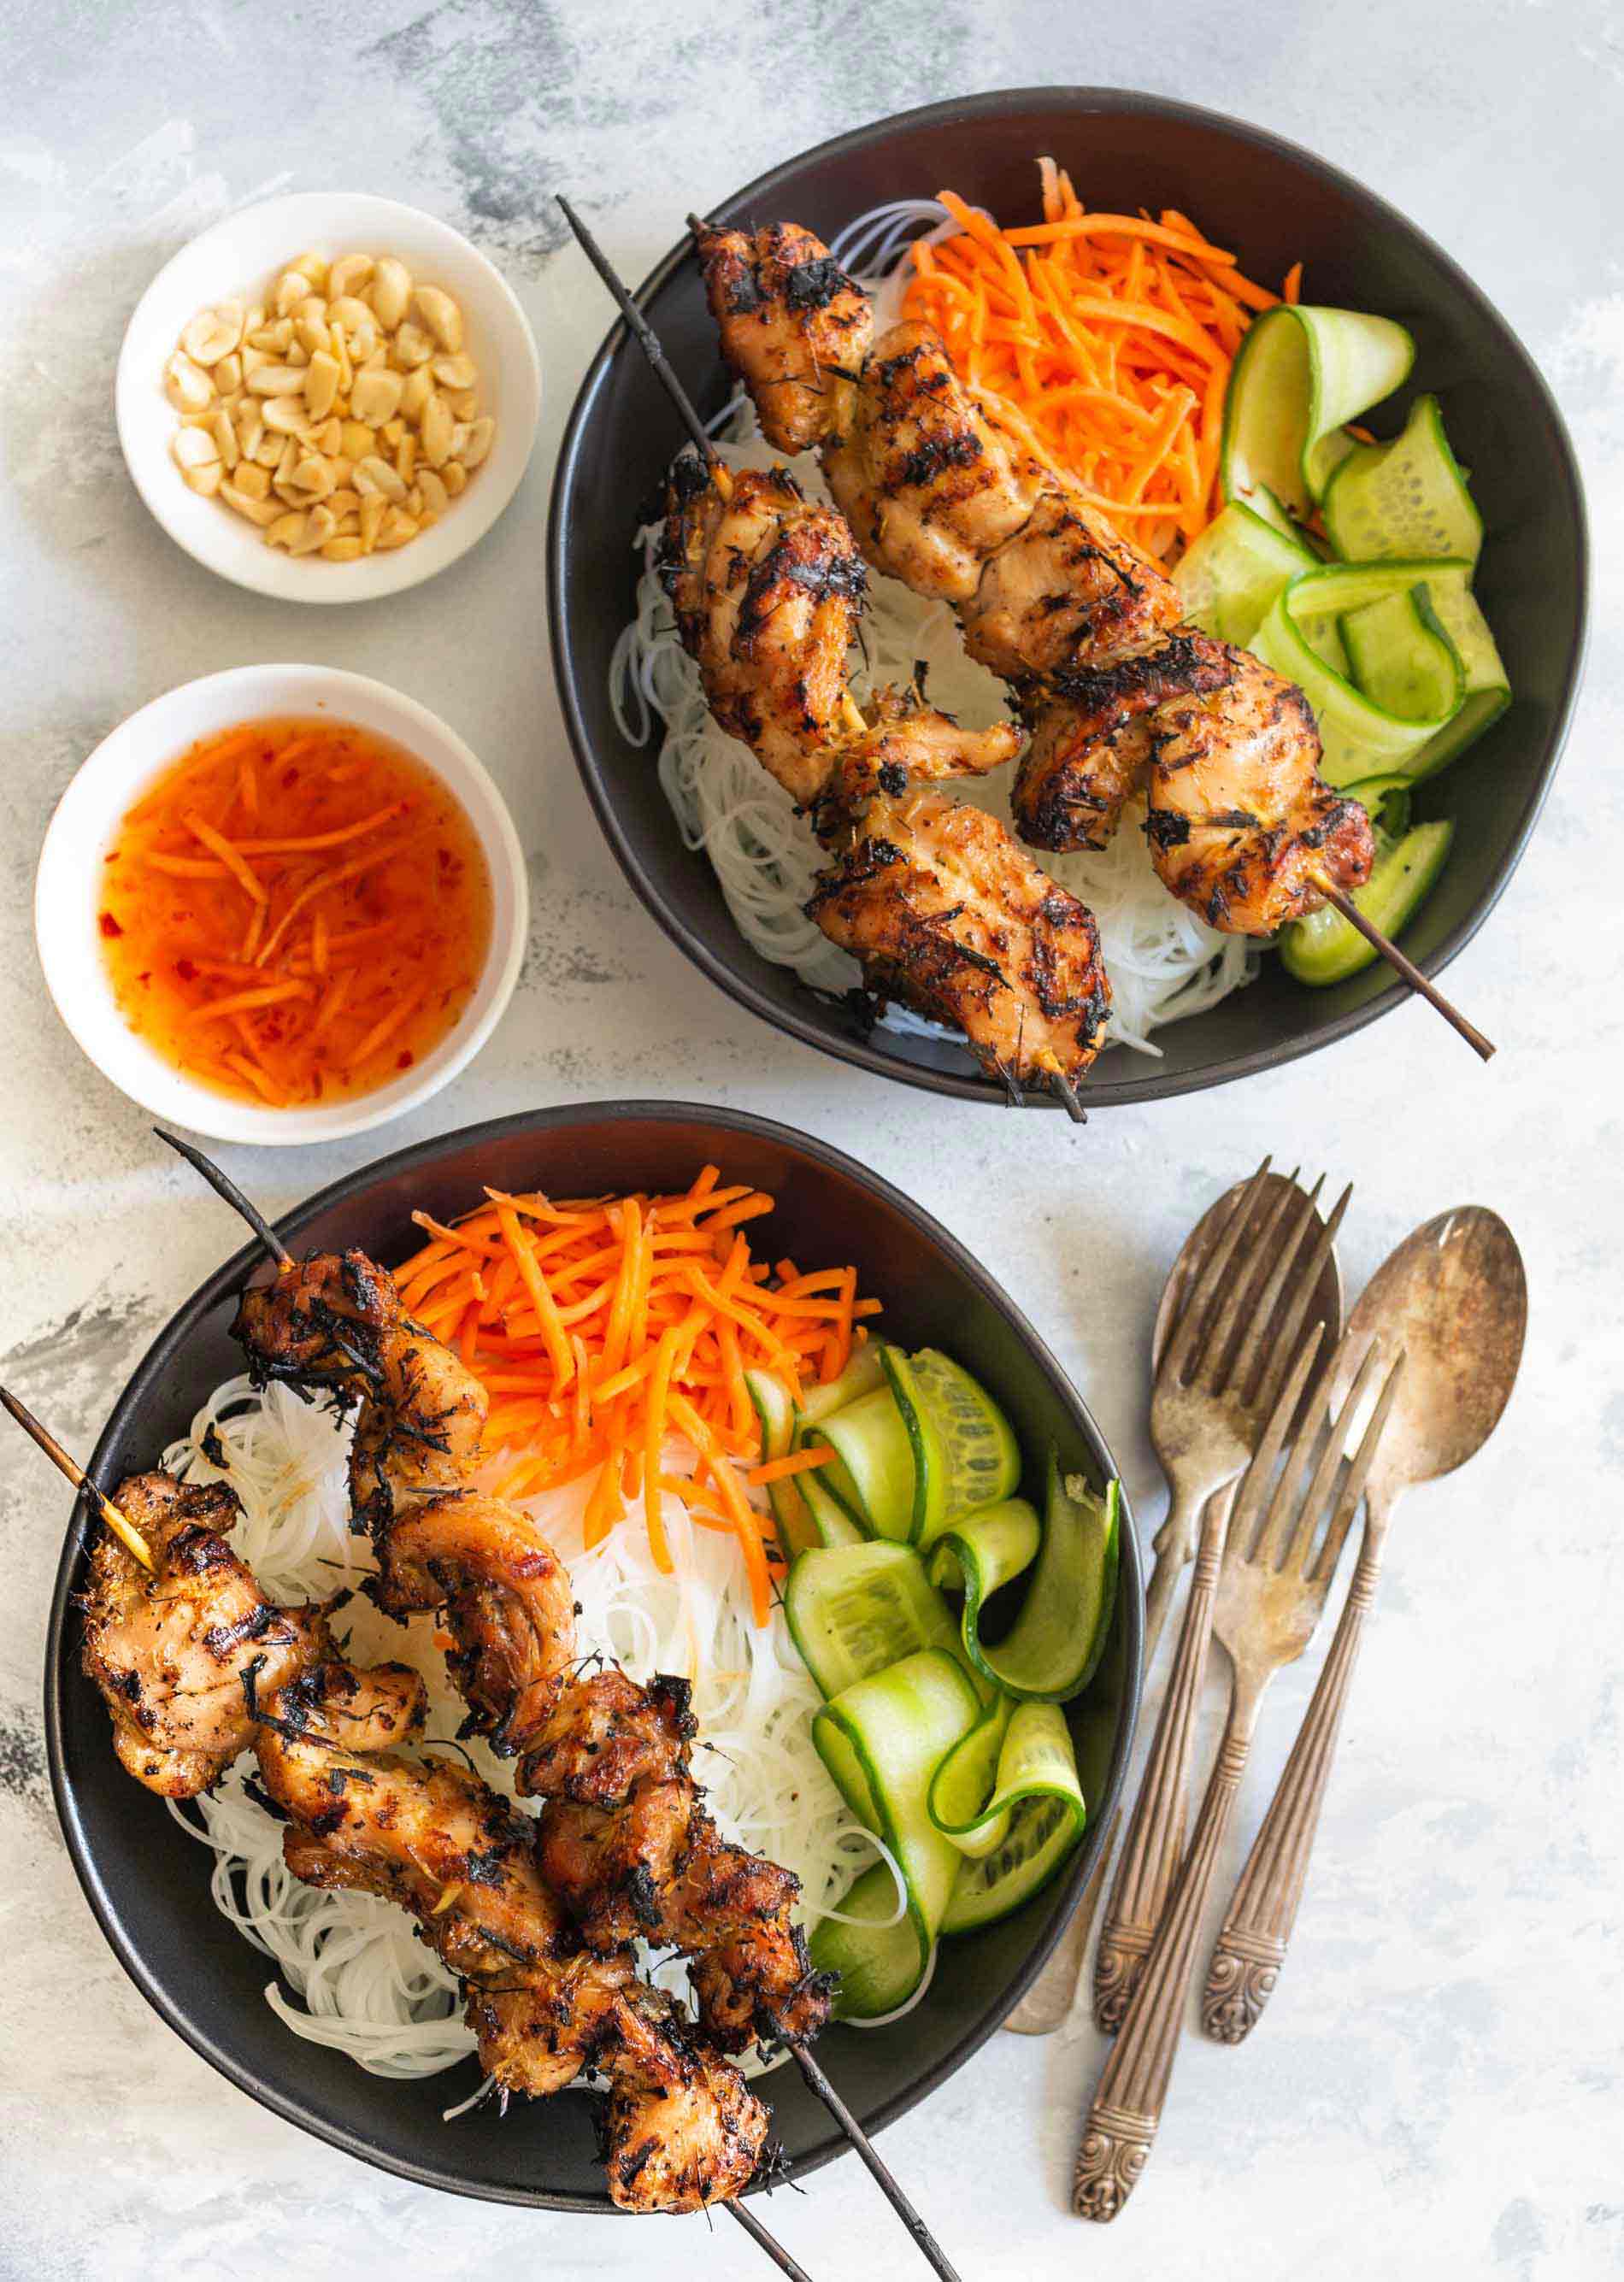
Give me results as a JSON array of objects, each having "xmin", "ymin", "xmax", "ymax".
[{"xmin": 97, "ymin": 716, "xmax": 493, "ymax": 1109}]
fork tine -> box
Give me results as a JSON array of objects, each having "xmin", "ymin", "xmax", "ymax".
[
  {"xmin": 1193, "ymin": 1171, "xmax": 1303, "ymax": 1397},
  {"xmin": 1227, "ymin": 1320, "xmax": 1325, "ymax": 1562},
  {"xmin": 1273, "ymin": 1335, "xmax": 1386, "ymax": 1573},
  {"xmin": 1254, "ymin": 1181, "xmax": 1355, "ymax": 1419},
  {"xmin": 1161, "ymin": 1158, "xmax": 1272, "ymax": 1385},
  {"xmin": 1309, "ymin": 1347, "xmax": 1409, "ymax": 1583},
  {"xmin": 1227, "ymin": 1173, "xmax": 1325, "ymax": 1404}
]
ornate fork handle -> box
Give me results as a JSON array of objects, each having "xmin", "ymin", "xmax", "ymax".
[
  {"xmin": 1203, "ymin": 1527, "xmax": 1386, "ymax": 2043},
  {"xmin": 1074, "ymin": 1679, "xmax": 1260, "ymax": 2221},
  {"xmin": 1093, "ymin": 1481, "xmax": 1231, "ymax": 2032}
]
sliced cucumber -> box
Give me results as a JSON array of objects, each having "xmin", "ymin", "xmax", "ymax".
[
  {"xmin": 1221, "ymin": 303, "xmax": 1415, "ymax": 515},
  {"xmin": 805, "ymin": 1343, "xmax": 1020, "ymax": 1548},
  {"xmin": 797, "ymin": 1344, "xmax": 887, "ymax": 1432},
  {"xmin": 1322, "ymin": 393, "xmax": 1483, "ymax": 567},
  {"xmin": 809, "ymin": 1861, "xmax": 919, "ymax": 2019},
  {"xmin": 1341, "ymin": 771, "xmax": 1414, "ymax": 842},
  {"xmin": 899, "ymin": 1348, "xmax": 1021, "ymax": 1547},
  {"xmin": 1341, "ymin": 585, "xmax": 1465, "ymax": 724},
  {"xmin": 797, "ymin": 1465, "xmax": 865, "ymax": 1549},
  {"xmin": 804, "ymin": 1366, "xmax": 915, "ymax": 1539},
  {"xmin": 928, "ymin": 1699, "xmax": 1084, "ymax": 1866},
  {"xmin": 1280, "ymin": 818, "xmax": 1454, "ymax": 985},
  {"xmin": 1250, "ymin": 557, "xmax": 1473, "ymax": 785},
  {"xmin": 940, "ymin": 1791, "xmax": 1086, "ymax": 1935},
  {"xmin": 744, "ymin": 1367, "xmax": 816, "ymax": 1556},
  {"xmin": 1172, "ymin": 497, "xmax": 1318, "ymax": 644},
  {"xmin": 810, "ymin": 1647, "xmax": 981, "ymax": 2016},
  {"xmin": 1408, "ymin": 575, "xmax": 1511, "ymax": 778},
  {"xmin": 930, "ymin": 1462, "xmax": 1120, "ymax": 1703},
  {"xmin": 784, "ymin": 1539, "xmax": 963, "ymax": 1699}
]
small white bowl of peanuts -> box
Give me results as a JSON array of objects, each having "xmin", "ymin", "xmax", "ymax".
[{"xmin": 116, "ymin": 191, "xmax": 540, "ymax": 603}]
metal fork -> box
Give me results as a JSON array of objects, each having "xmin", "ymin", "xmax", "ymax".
[
  {"xmin": 1073, "ymin": 1328, "xmax": 1406, "ymax": 2220},
  {"xmin": 1092, "ymin": 1162, "xmax": 1350, "ymax": 2031}
]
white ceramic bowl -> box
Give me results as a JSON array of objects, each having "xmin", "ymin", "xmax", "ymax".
[
  {"xmin": 36, "ymin": 665, "xmax": 528, "ymax": 1145},
  {"xmin": 116, "ymin": 191, "xmax": 540, "ymax": 603}
]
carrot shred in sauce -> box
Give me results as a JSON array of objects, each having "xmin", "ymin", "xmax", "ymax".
[
  {"xmin": 391, "ymin": 1168, "xmax": 880, "ymax": 1624},
  {"xmin": 897, "ymin": 163, "xmax": 1303, "ymax": 560},
  {"xmin": 97, "ymin": 716, "xmax": 491, "ymax": 1109}
]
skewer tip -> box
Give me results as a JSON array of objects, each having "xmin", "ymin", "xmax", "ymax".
[
  {"xmin": 154, "ymin": 1126, "xmax": 293, "ymax": 1268},
  {"xmin": 0, "ymin": 1382, "xmax": 153, "ymax": 1571}
]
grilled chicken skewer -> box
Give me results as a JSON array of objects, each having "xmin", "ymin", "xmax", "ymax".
[
  {"xmin": 558, "ymin": 194, "xmax": 1097, "ymax": 1114},
  {"xmin": 14, "ymin": 1404, "xmax": 784, "ymax": 2226},
  {"xmin": 691, "ymin": 213, "xmax": 1493, "ymax": 1056},
  {"xmin": 166, "ymin": 1128, "xmax": 966, "ymax": 2282},
  {"xmin": 693, "ymin": 215, "xmax": 1374, "ymax": 928}
]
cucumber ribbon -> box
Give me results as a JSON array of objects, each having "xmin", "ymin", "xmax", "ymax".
[
  {"xmin": 927, "ymin": 1463, "xmax": 1121, "ymax": 1702},
  {"xmin": 1221, "ymin": 303, "xmax": 1415, "ymax": 515}
]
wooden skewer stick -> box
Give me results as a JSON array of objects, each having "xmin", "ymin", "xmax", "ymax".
[
  {"xmin": 556, "ymin": 195, "xmax": 872, "ymax": 749},
  {"xmin": 154, "ymin": 1127, "xmax": 294, "ymax": 1266},
  {"xmin": 1, "ymin": 1384, "xmax": 153, "ymax": 1571},
  {"xmin": 1314, "ymin": 877, "xmax": 1495, "ymax": 1060},
  {"xmin": 725, "ymin": 2200, "xmax": 818, "ymax": 2281}
]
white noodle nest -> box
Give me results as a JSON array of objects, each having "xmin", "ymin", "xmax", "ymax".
[
  {"xmin": 609, "ymin": 198, "xmax": 1259, "ymax": 1062},
  {"xmin": 163, "ymin": 1374, "xmax": 903, "ymax": 2084}
]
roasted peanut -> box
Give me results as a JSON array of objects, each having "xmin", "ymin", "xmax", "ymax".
[
  {"xmin": 411, "ymin": 284, "xmax": 462, "ymax": 352},
  {"xmin": 370, "ymin": 256, "xmax": 411, "ymax": 330},
  {"xmin": 165, "ymin": 352, "xmax": 214, "ymax": 415}
]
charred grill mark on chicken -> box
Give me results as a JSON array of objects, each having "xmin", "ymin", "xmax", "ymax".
[{"xmin": 692, "ymin": 221, "xmax": 1374, "ymax": 934}]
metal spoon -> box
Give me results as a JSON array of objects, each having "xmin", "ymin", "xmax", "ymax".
[
  {"xmin": 1004, "ymin": 1169, "xmax": 1343, "ymax": 2036},
  {"xmin": 1200, "ymin": 1204, "xmax": 1527, "ymax": 2040}
]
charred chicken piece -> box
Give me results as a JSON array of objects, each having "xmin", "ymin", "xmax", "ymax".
[
  {"xmin": 808, "ymin": 684, "xmax": 1021, "ymax": 833},
  {"xmin": 81, "ymin": 1473, "xmax": 325, "ymax": 1796},
  {"xmin": 660, "ymin": 456, "xmax": 867, "ymax": 808},
  {"xmin": 958, "ymin": 485, "xmax": 1185, "ymax": 682},
  {"xmin": 1013, "ymin": 631, "xmax": 1234, "ymax": 854},
  {"xmin": 809, "ymin": 789, "xmax": 1109, "ymax": 1090},
  {"xmin": 518, "ymin": 1667, "xmax": 697, "ymax": 1806},
  {"xmin": 232, "ymin": 1251, "xmax": 488, "ymax": 1539},
  {"xmin": 599, "ymin": 1982, "xmax": 773, "ymax": 2211},
  {"xmin": 694, "ymin": 219, "xmax": 872, "ymax": 454},
  {"xmin": 373, "ymin": 1492, "xmax": 580, "ymax": 1755},
  {"xmin": 825, "ymin": 322, "xmax": 1047, "ymax": 603},
  {"xmin": 265, "ymin": 1723, "xmax": 770, "ymax": 2209},
  {"xmin": 1144, "ymin": 643, "xmax": 1375, "ymax": 932}
]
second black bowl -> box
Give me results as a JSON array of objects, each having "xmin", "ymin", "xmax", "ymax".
[
  {"xmin": 44, "ymin": 1101, "xmax": 1140, "ymax": 2210},
  {"xmin": 550, "ymin": 86, "xmax": 1586, "ymax": 1108}
]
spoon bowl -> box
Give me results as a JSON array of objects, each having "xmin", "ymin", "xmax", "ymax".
[{"xmin": 1336, "ymin": 1207, "xmax": 1527, "ymax": 1502}]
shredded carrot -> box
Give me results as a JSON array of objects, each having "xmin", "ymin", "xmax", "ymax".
[
  {"xmin": 390, "ymin": 1167, "xmax": 876, "ymax": 1620},
  {"xmin": 746, "ymin": 1445, "xmax": 836, "ymax": 1487},
  {"xmin": 897, "ymin": 164, "xmax": 1303, "ymax": 557},
  {"xmin": 96, "ymin": 715, "xmax": 492, "ymax": 1111}
]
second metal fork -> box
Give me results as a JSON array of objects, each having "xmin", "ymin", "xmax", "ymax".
[{"xmin": 1092, "ymin": 1162, "xmax": 1350, "ymax": 2030}]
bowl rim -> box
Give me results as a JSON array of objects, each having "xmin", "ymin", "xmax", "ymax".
[
  {"xmin": 115, "ymin": 189, "xmax": 541, "ymax": 605},
  {"xmin": 33, "ymin": 661, "xmax": 530, "ymax": 1145},
  {"xmin": 42, "ymin": 1096, "xmax": 1143, "ymax": 2212},
  {"xmin": 548, "ymin": 84, "xmax": 1589, "ymax": 1109}
]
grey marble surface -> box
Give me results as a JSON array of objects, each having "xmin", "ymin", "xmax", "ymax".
[{"xmin": 2, "ymin": 4, "xmax": 1621, "ymax": 2277}]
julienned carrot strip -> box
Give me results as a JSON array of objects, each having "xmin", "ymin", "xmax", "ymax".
[
  {"xmin": 747, "ymin": 1445, "xmax": 837, "ymax": 1487},
  {"xmin": 900, "ymin": 160, "xmax": 1303, "ymax": 558},
  {"xmin": 185, "ymin": 813, "xmax": 268, "ymax": 903},
  {"xmin": 491, "ymin": 1193, "xmax": 574, "ymax": 1389},
  {"xmin": 388, "ymin": 1175, "xmax": 877, "ymax": 1620}
]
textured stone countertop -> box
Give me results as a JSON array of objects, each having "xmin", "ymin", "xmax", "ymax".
[{"xmin": 1, "ymin": 5, "xmax": 1619, "ymax": 2278}]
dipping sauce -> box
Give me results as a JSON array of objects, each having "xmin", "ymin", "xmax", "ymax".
[{"xmin": 97, "ymin": 716, "xmax": 492, "ymax": 1108}]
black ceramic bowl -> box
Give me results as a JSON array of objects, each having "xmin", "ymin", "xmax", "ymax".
[
  {"xmin": 550, "ymin": 87, "xmax": 1586, "ymax": 1109},
  {"xmin": 44, "ymin": 1102, "xmax": 1140, "ymax": 2212}
]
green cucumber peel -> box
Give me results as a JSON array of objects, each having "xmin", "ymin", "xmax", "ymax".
[
  {"xmin": 744, "ymin": 1367, "xmax": 814, "ymax": 1556},
  {"xmin": 1321, "ymin": 392, "xmax": 1483, "ymax": 567},
  {"xmin": 807, "ymin": 1861, "xmax": 919, "ymax": 2018},
  {"xmin": 803, "ymin": 1360, "xmax": 915, "ymax": 1539},
  {"xmin": 1221, "ymin": 303, "xmax": 1415, "ymax": 515},
  {"xmin": 1405, "ymin": 575, "xmax": 1511, "ymax": 778},
  {"xmin": 1250, "ymin": 557, "xmax": 1474, "ymax": 786},
  {"xmin": 785, "ymin": 1539, "xmax": 965, "ymax": 1699},
  {"xmin": 1172, "ymin": 497, "xmax": 1319, "ymax": 644},
  {"xmin": 1280, "ymin": 818, "xmax": 1455, "ymax": 985},
  {"xmin": 795, "ymin": 1344, "xmax": 887, "ymax": 1432},
  {"xmin": 809, "ymin": 1647, "xmax": 981, "ymax": 2018},
  {"xmin": 929, "ymin": 1462, "xmax": 1120, "ymax": 1703},
  {"xmin": 940, "ymin": 1791, "xmax": 1087, "ymax": 1934},
  {"xmin": 928, "ymin": 1698, "xmax": 1086, "ymax": 1864},
  {"xmin": 1341, "ymin": 585, "xmax": 1465, "ymax": 724}
]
